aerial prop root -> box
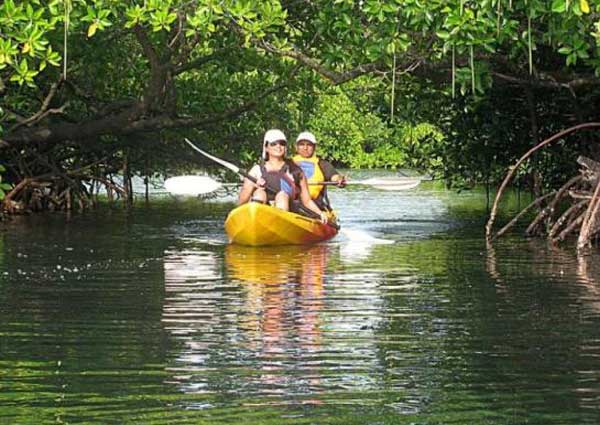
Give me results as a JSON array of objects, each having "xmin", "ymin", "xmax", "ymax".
[
  {"xmin": 1, "ymin": 173, "xmax": 126, "ymax": 214},
  {"xmin": 486, "ymin": 122, "xmax": 600, "ymax": 249}
]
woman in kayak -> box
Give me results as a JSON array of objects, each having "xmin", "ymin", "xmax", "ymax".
[{"xmin": 238, "ymin": 129, "xmax": 329, "ymax": 223}]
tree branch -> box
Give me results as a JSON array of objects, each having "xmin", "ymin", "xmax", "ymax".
[
  {"xmin": 259, "ymin": 40, "xmax": 382, "ymax": 85},
  {"xmin": 133, "ymin": 25, "xmax": 161, "ymax": 68},
  {"xmin": 174, "ymin": 51, "xmax": 226, "ymax": 75},
  {"xmin": 9, "ymin": 79, "xmax": 66, "ymax": 132},
  {"xmin": 492, "ymin": 71, "xmax": 600, "ymax": 91},
  {"xmin": 1, "ymin": 69, "xmax": 298, "ymax": 148}
]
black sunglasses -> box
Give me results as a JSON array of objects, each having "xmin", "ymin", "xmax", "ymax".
[{"xmin": 267, "ymin": 140, "xmax": 287, "ymax": 147}]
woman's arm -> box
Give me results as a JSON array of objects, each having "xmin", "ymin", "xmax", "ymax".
[
  {"xmin": 238, "ymin": 178, "xmax": 256, "ymax": 205},
  {"xmin": 238, "ymin": 165, "xmax": 264, "ymax": 205}
]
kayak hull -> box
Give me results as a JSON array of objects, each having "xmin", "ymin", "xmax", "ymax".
[{"xmin": 225, "ymin": 203, "xmax": 338, "ymax": 246}]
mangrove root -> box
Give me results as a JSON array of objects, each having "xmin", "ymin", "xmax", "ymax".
[
  {"xmin": 489, "ymin": 151, "xmax": 600, "ymax": 250},
  {"xmin": 0, "ymin": 173, "xmax": 126, "ymax": 215}
]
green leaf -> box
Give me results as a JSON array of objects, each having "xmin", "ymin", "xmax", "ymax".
[{"xmin": 551, "ymin": 0, "xmax": 566, "ymax": 13}]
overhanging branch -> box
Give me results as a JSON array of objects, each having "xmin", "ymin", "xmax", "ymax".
[
  {"xmin": 9, "ymin": 79, "xmax": 66, "ymax": 132},
  {"xmin": 1, "ymin": 68, "xmax": 298, "ymax": 149},
  {"xmin": 260, "ymin": 40, "xmax": 381, "ymax": 85},
  {"xmin": 492, "ymin": 71, "xmax": 600, "ymax": 90}
]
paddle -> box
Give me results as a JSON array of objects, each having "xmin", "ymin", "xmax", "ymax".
[
  {"xmin": 164, "ymin": 175, "xmax": 421, "ymax": 196},
  {"xmin": 164, "ymin": 138, "xmax": 423, "ymax": 196},
  {"xmin": 182, "ymin": 138, "xmax": 278, "ymax": 196},
  {"xmin": 163, "ymin": 175, "xmax": 232, "ymax": 196},
  {"xmin": 314, "ymin": 178, "xmax": 421, "ymax": 190},
  {"xmin": 178, "ymin": 139, "xmax": 331, "ymax": 223}
]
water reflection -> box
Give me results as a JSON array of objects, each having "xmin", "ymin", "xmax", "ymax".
[
  {"xmin": 161, "ymin": 244, "xmax": 332, "ymax": 399},
  {"xmin": 6, "ymin": 187, "xmax": 600, "ymax": 423},
  {"xmin": 162, "ymin": 248, "xmax": 223, "ymax": 399},
  {"xmin": 486, "ymin": 238, "xmax": 600, "ymax": 290},
  {"xmin": 163, "ymin": 248, "xmax": 221, "ymax": 283},
  {"xmin": 486, "ymin": 238, "xmax": 600, "ymax": 323},
  {"xmin": 485, "ymin": 238, "xmax": 600, "ymax": 413},
  {"xmin": 161, "ymin": 242, "xmax": 389, "ymax": 405},
  {"xmin": 227, "ymin": 244, "xmax": 329, "ymax": 398}
]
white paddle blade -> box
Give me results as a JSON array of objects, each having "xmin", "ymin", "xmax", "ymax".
[
  {"xmin": 360, "ymin": 178, "xmax": 421, "ymax": 191},
  {"xmin": 164, "ymin": 176, "xmax": 222, "ymax": 196}
]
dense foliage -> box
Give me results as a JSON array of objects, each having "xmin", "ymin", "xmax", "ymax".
[{"xmin": 1, "ymin": 0, "xmax": 600, "ymax": 211}]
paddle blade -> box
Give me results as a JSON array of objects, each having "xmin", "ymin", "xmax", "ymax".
[
  {"xmin": 362, "ymin": 178, "xmax": 421, "ymax": 191},
  {"xmin": 164, "ymin": 176, "xmax": 222, "ymax": 197}
]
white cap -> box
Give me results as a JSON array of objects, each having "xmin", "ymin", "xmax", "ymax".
[
  {"xmin": 263, "ymin": 129, "xmax": 287, "ymax": 144},
  {"xmin": 262, "ymin": 129, "xmax": 286, "ymax": 160},
  {"xmin": 296, "ymin": 131, "xmax": 317, "ymax": 145}
]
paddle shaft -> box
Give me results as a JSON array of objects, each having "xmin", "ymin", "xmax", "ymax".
[
  {"xmin": 184, "ymin": 138, "xmax": 278, "ymax": 195},
  {"xmin": 185, "ymin": 139, "xmax": 419, "ymax": 191},
  {"xmin": 308, "ymin": 179, "xmax": 420, "ymax": 187},
  {"xmin": 183, "ymin": 139, "xmax": 329, "ymax": 221}
]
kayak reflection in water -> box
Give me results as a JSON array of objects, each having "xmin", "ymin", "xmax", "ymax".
[
  {"xmin": 226, "ymin": 244, "xmax": 329, "ymax": 397},
  {"xmin": 238, "ymin": 129, "xmax": 329, "ymax": 224}
]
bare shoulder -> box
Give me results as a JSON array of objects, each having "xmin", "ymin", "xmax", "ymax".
[{"xmin": 248, "ymin": 164, "xmax": 261, "ymax": 178}]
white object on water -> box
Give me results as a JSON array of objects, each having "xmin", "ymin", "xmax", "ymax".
[
  {"xmin": 359, "ymin": 178, "xmax": 421, "ymax": 191},
  {"xmin": 339, "ymin": 228, "xmax": 395, "ymax": 262},
  {"xmin": 164, "ymin": 175, "xmax": 222, "ymax": 197},
  {"xmin": 340, "ymin": 228, "xmax": 395, "ymax": 244}
]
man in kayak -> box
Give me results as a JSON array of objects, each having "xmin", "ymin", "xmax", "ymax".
[
  {"xmin": 292, "ymin": 131, "xmax": 346, "ymax": 210},
  {"xmin": 238, "ymin": 129, "xmax": 329, "ymax": 223}
]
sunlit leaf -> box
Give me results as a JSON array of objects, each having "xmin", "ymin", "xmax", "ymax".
[
  {"xmin": 88, "ymin": 22, "xmax": 98, "ymax": 37},
  {"xmin": 580, "ymin": 0, "xmax": 590, "ymax": 13}
]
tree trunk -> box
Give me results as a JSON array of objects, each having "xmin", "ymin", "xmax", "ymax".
[{"xmin": 525, "ymin": 86, "xmax": 542, "ymax": 198}]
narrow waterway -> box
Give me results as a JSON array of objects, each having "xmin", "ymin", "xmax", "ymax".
[{"xmin": 1, "ymin": 184, "xmax": 599, "ymax": 424}]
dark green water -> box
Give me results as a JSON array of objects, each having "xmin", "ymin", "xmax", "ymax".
[{"xmin": 1, "ymin": 186, "xmax": 599, "ymax": 424}]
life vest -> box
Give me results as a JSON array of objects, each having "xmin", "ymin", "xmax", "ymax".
[
  {"xmin": 292, "ymin": 154, "xmax": 325, "ymax": 199},
  {"xmin": 259, "ymin": 160, "xmax": 302, "ymax": 201}
]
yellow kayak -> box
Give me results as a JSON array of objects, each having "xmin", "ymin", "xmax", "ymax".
[{"xmin": 224, "ymin": 202, "xmax": 338, "ymax": 246}]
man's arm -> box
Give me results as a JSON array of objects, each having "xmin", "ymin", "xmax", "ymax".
[{"xmin": 319, "ymin": 159, "xmax": 346, "ymax": 186}]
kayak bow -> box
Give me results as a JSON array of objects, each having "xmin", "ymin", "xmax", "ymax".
[{"xmin": 225, "ymin": 203, "xmax": 338, "ymax": 246}]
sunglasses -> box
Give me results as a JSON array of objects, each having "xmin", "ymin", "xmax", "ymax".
[{"xmin": 267, "ymin": 140, "xmax": 287, "ymax": 147}]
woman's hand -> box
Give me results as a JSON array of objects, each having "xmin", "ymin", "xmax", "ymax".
[
  {"xmin": 319, "ymin": 211, "xmax": 329, "ymax": 224},
  {"xmin": 255, "ymin": 177, "xmax": 266, "ymax": 188},
  {"xmin": 337, "ymin": 175, "xmax": 347, "ymax": 188}
]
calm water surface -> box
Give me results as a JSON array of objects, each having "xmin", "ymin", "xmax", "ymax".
[{"xmin": 1, "ymin": 185, "xmax": 600, "ymax": 424}]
